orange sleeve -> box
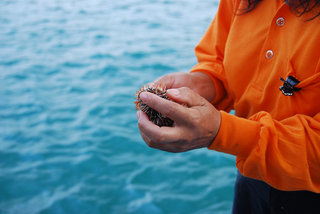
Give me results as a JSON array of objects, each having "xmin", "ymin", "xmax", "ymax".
[
  {"xmin": 209, "ymin": 110, "xmax": 320, "ymax": 193},
  {"xmin": 190, "ymin": 0, "xmax": 239, "ymax": 112}
]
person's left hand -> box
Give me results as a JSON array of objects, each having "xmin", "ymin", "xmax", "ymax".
[{"xmin": 137, "ymin": 87, "xmax": 221, "ymax": 153}]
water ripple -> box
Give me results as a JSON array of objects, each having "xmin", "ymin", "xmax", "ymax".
[{"xmin": 0, "ymin": 0, "xmax": 234, "ymax": 213}]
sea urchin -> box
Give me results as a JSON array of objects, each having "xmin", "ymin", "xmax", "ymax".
[{"xmin": 135, "ymin": 85, "xmax": 174, "ymax": 127}]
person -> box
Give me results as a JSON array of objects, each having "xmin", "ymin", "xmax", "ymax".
[{"xmin": 136, "ymin": 0, "xmax": 320, "ymax": 213}]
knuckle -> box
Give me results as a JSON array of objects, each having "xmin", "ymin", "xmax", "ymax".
[
  {"xmin": 189, "ymin": 110, "xmax": 202, "ymax": 123},
  {"xmin": 147, "ymin": 133, "xmax": 166, "ymax": 149},
  {"xmin": 147, "ymin": 141, "xmax": 156, "ymax": 148},
  {"xmin": 169, "ymin": 147, "xmax": 185, "ymax": 153},
  {"xmin": 138, "ymin": 119, "xmax": 148, "ymax": 130},
  {"xmin": 168, "ymin": 150, "xmax": 179, "ymax": 153},
  {"xmin": 198, "ymin": 99, "xmax": 206, "ymax": 106},
  {"xmin": 179, "ymin": 87, "xmax": 195, "ymax": 100},
  {"xmin": 144, "ymin": 136, "xmax": 158, "ymax": 148},
  {"xmin": 153, "ymin": 133, "xmax": 163, "ymax": 144},
  {"xmin": 157, "ymin": 132, "xmax": 166, "ymax": 143},
  {"xmin": 142, "ymin": 135, "xmax": 152, "ymax": 145},
  {"xmin": 137, "ymin": 119, "xmax": 143, "ymax": 127},
  {"xmin": 145, "ymin": 138, "xmax": 151, "ymax": 145}
]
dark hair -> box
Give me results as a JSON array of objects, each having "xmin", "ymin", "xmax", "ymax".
[{"xmin": 242, "ymin": 0, "xmax": 320, "ymax": 20}]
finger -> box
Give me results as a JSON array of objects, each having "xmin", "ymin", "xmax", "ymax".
[
  {"xmin": 166, "ymin": 87, "xmax": 207, "ymax": 107},
  {"xmin": 137, "ymin": 110, "xmax": 179, "ymax": 145},
  {"xmin": 140, "ymin": 131, "xmax": 152, "ymax": 146},
  {"xmin": 139, "ymin": 92, "xmax": 189, "ymax": 124},
  {"xmin": 137, "ymin": 111, "xmax": 153, "ymax": 145}
]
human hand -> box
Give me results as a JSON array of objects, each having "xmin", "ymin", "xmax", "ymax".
[
  {"xmin": 137, "ymin": 87, "xmax": 221, "ymax": 153},
  {"xmin": 148, "ymin": 72, "xmax": 216, "ymax": 102}
]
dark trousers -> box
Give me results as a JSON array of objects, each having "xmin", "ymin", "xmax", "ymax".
[{"xmin": 232, "ymin": 171, "xmax": 320, "ymax": 214}]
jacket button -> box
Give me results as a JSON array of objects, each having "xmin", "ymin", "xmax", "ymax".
[
  {"xmin": 276, "ymin": 17, "xmax": 285, "ymax": 26},
  {"xmin": 266, "ymin": 50, "xmax": 274, "ymax": 59}
]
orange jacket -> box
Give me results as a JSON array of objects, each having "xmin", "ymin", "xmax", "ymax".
[{"xmin": 190, "ymin": 0, "xmax": 320, "ymax": 193}]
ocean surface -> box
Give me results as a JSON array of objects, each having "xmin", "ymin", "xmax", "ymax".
[{"xmin": 0, "ymin": 0, "xmax": 237, "ymax": 213}]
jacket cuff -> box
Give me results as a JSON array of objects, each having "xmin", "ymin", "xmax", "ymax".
[{"xmin": 208, "ymin": 111, "xmax": 261, "ymax": 158}]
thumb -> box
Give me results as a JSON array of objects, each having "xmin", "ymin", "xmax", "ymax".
[{"xmin": 167, "ymin": 87, "xmax": 207, "ymax": 107}]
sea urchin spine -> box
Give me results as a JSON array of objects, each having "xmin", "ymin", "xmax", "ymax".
[{"xmin": 135, "ymin": 85, "xmax": 174, "ymax": 127}]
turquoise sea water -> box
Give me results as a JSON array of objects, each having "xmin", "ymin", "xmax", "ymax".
[{"xmin": 0, "ymin": 0, "xmax": 237, "ymax": 213}]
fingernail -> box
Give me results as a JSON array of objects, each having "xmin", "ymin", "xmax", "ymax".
[
  {"xmin": 167, "ymin": 89, "xmax": 179, "ymax": 96},
  {"xmin": 140, "ymin": 92, "xmax": 149, "ymax": 101}
]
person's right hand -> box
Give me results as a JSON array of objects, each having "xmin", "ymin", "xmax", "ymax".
[
  {"xmin": 148, "ymin": 72, "xmax": 216, "ymax": 102},
  {"xmin": 137, "ymin": 87, "xmax": 221, "ymax": 153}
]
